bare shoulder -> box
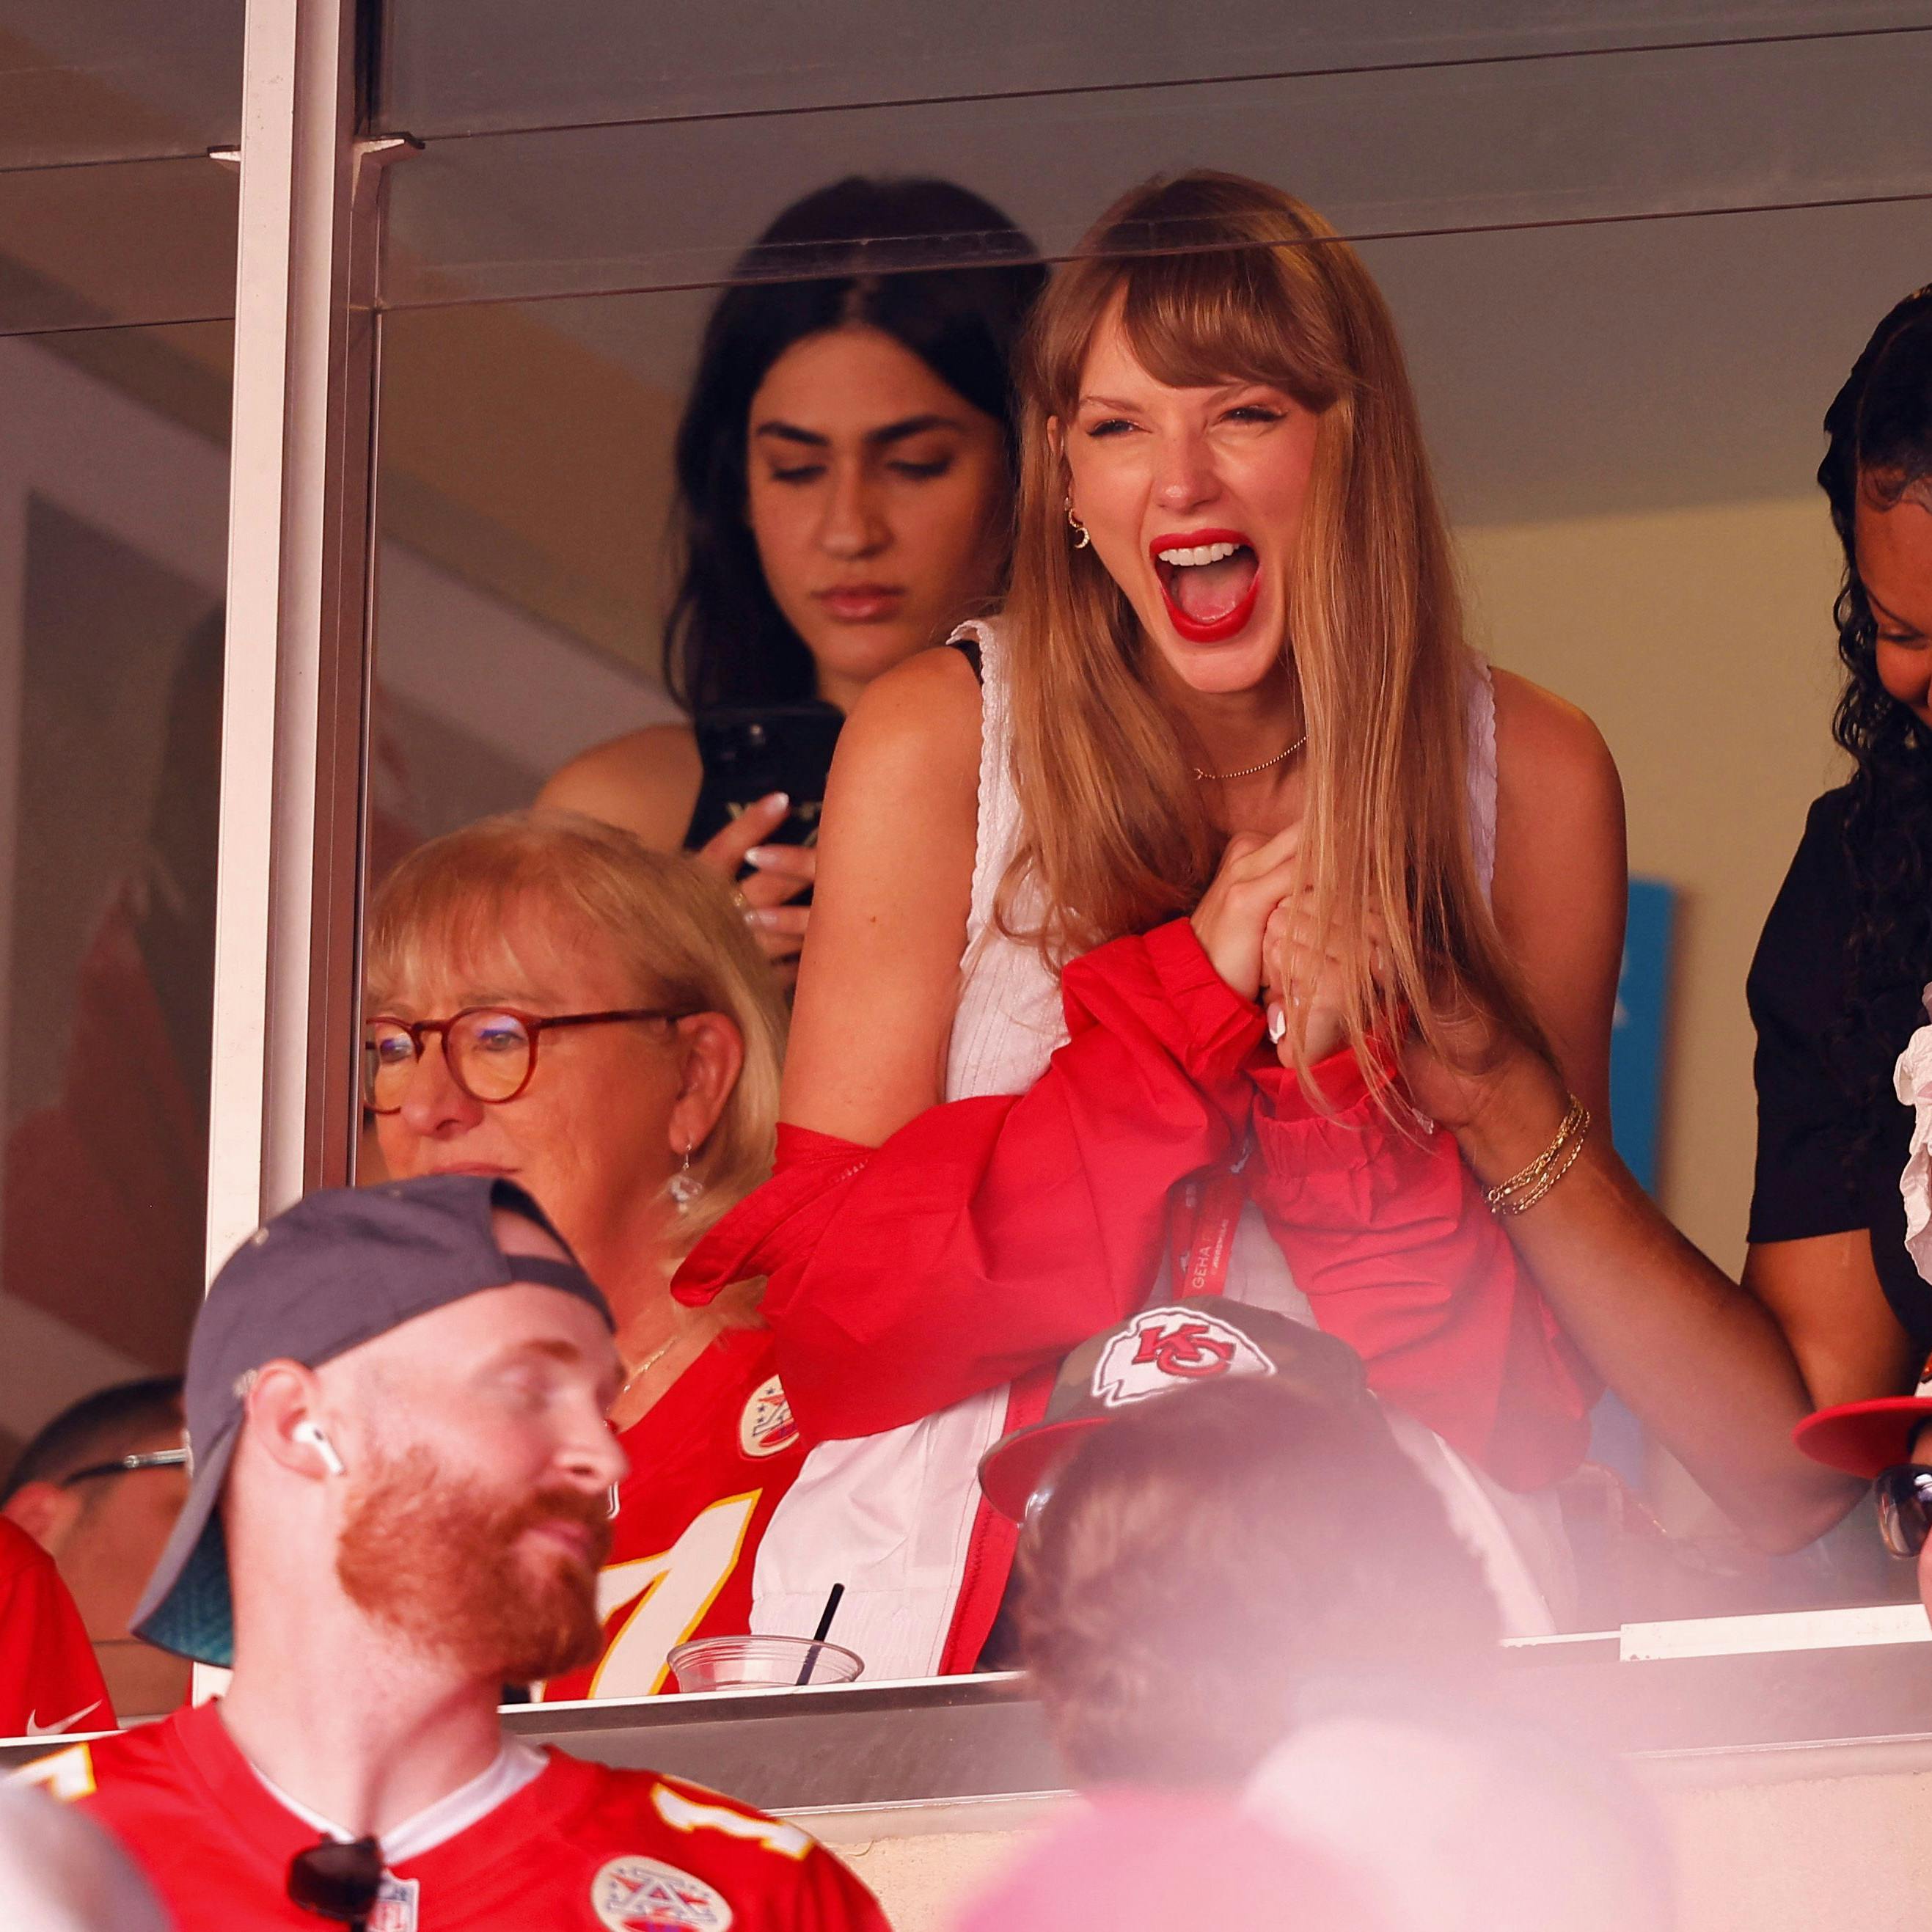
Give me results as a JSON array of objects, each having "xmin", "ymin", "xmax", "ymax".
[
  {"xmin": 1490, "ymin": 667, "xmax": 1622, "ymax": 816},
  {"xmin": 814, "ymin": 643, "xmax": 983, "ymax": 915},
  {"xmin": 536, "ymin": 722, "xmax": 702, "ymax": 851},
  {"xmin": 828, "ymin": 643, "xmax": 983, "ymax": 800},
  {"xmin": 786, "ymin": 646, "xmax": 984, "ymax": 1138}
]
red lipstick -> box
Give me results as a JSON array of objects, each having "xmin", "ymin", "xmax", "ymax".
[{"xmin": 1149, "ymin": 529, "xmax": 1260, "ymax": 643}]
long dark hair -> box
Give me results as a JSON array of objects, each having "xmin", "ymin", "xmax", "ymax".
[
  {"xmin": 1821, "ymin": 287, "xmax": 1932, "ymax": 1116},
  {"xmin": 665, "ymin": 178, "xmax": 1046, "ymax": 714}
]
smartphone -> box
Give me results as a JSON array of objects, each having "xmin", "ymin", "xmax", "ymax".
[{"xmin": 691, "ymin": 705, "xmax": 846, "ymax": 852}]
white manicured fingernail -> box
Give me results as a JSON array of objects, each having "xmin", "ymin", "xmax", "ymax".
[
  {"xmin": 1267, "ymin": 1006, "xmax": 1287, "ymax": 1042},
  {"xmin": 761, "ymin": 792, "xmax": 790, "ymax": 813}
]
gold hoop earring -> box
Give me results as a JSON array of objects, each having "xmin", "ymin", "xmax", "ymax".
[{"xmin": 1065, "ymin": 502, "xmax": 1091, "ymax": 550}]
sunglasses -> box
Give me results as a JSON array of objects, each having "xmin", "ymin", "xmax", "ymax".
[
  {"xmin": 288, "ymin": 1835, "xmax": 383, "ymax": 1929},
  {"xmin": 1874, "ymin": 1463, "xmax": 1932, "ymax": 1559}
]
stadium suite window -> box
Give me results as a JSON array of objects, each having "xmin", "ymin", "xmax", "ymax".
[
  {"xmin": 0, "ymin": 0, "xmax": 239, "ymax": 1519},
  {"xmin": 132, "ymin": 0, "xmax": 1932, "ymax": 1774}
]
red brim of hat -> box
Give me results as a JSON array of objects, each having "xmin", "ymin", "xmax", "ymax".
[
  {"xmin": 977, "ymin": 1416, "xmax": 1113, "ymax": 1522},
  {"xmin": 1793, "ymin": 1398, "xmax": 1932, "ymax": 1478}
]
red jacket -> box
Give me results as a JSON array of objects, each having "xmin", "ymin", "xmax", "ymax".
[{"xmin": 677, "ymin": 918, "xmax": 1592, "ymax": 1489}]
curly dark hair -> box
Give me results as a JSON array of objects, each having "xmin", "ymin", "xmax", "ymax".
[
  {"xmin": 1820, "ymin": 285, "xmax": 1932, "ymax": 1133},
  {"xmin": 665, "ymin": 178, "xmax": 1045, "ymax": 715},
  {"xmin": 1014, "ymin": 1377, "xmax": 1499, "ymax": 1788}
]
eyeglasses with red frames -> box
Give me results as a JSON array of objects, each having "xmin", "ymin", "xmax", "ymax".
[{"xmin": 361, "ymin": 1006, "xmax": 695, "ymax": 1114}]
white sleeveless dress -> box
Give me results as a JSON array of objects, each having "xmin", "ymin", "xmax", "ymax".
[{"xmin": 752, "ymin": 619, "xmax": 1570, "ymax": 1681}]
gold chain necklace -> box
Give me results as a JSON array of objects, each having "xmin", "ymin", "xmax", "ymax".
[
  {"xmin": 1192, "ymin": 733, "xmax": 1306, "ymax": 783},
  {"xmin": 618, "ymin": 1331, "xmax": 678, "ymax": 1401}
]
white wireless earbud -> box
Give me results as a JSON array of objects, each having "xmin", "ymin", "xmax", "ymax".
[{"xmin": 292, "ymin": 1420, "xmax": 348, "ymax": 1477}]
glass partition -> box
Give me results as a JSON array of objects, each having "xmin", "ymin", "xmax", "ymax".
[
  {"xmin": 0, "ymin": 20, "xmax": 236, "ymax": 1723},
  {"xmin": 0, "ymin": 1, "xmax": 244, "ymax": 169},
  {"xmin": 380, "ymin": 28, "xmax": 1932, "ymax": 310},
  {"xmin": 360, "ymin": 4, "xmax": 1932, "ymax": 1699},
  {"xmin": 381, "ymin": 0, "xmax": 1927, "ymax": 140},
  {"xmin": 0, "ymin": 315, "xmax": 232, "ymax": 1476}
]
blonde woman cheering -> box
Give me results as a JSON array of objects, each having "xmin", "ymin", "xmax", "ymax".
[{"xmin": 676, "ymin": 172, "xmax": 1820, "ymax": 1677}]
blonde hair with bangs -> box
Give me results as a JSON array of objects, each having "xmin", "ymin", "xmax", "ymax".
[
  {"xmin": 364, "ymin": 811, "xmax": 786, "ymax": 1250},
  {"xmin": 1001, "ymin": 169, "xmax": 1545, "ymax": 1091}
]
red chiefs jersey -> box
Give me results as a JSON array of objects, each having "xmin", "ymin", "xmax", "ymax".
[
  {"xmin": 20, "ymin": 1699, "xmax": 887, "ymax": 1931},
  {"xmin": 0, "ymin": 1518, "xmax": 111, "ymax": 1739},
  {"xmin": 537, "ymin": 1327, "xmax": 805, "ymax": 1703}
]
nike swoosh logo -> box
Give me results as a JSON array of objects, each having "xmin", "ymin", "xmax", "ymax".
[{"xmin": 24, "ymin": 1701, "xmax": 102, "ymax": 1737}]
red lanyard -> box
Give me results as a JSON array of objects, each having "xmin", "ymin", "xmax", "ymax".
[{"xmin": 1168, "ymin": 1152, "xmax": 1248, "ymax": 1302}]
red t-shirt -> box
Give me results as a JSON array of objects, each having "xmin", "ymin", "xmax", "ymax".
[
  {"xmin": 0, "ymin": 1519, "xmax": 111, "ymax": 1739},
  {"xmin": 537, "ymin": 1328, "xmax": 805, "ymax": 1702},
  {"xmin": 21, "ymin": 1699, "xmax": 887, "ymax": 1931}
]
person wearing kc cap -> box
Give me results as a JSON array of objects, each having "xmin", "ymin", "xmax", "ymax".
[
  {"xmin": 979, "ymin": 1300, "xmax": 1672, "ymax": 1932},
  {"xmin": 11, "ymin": 1174, "xmax": 888, "ymax": 1932},
  {"xmin": 981, "ymin": 1295, "xmax": 1567, "ymax": 1633}
]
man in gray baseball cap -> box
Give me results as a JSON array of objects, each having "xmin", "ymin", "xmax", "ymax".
[
  {"xmin": 133, "ymin": 1174, "xmax": 616, "ymax": 1669},
  {"xmin": 15, "ymin": 1175, "xmax": 887, "ymax": 1932}
]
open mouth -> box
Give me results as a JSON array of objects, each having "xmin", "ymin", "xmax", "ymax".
[{"xmin": 1151, "ymin": 529, "xmax": 1261, "ymax": 643}]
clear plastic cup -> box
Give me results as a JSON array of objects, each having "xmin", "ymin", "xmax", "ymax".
[{"xmin": 667, "ymin": 1633, "xmax": 864, "ymax": 1692}]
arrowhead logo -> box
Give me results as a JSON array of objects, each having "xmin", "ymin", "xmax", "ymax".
[{"xmin": 1090, "ymin": 1306, "xmax": 1272, "ymax": 1410}]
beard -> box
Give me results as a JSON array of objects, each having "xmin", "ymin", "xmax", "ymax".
[{"xmin": 334, "ymin": 1443, "xmax": 612, "ymax": 1685}]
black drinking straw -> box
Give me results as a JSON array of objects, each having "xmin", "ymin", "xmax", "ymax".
[{"xmin": 795, "ymin": 1582, "xmax": 846, "ymax": 1685}]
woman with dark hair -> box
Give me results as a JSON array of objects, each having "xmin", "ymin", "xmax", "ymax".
[
  {"xmin": 1744, "ymin": 288, "xmax": 1932, "ymax": 1402},
  {"xmin": 542, "ymin": 178, "xmax": 1045, "ymax": 987}
]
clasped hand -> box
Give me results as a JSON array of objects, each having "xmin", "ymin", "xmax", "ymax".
[
  {"xmin": 1189, "ymin": 823, "xmax": 1377, "ymax": 1069},
  {"xmin": 1189, "ymin": 823, "xmax": 1521, "ymax": 1118}
]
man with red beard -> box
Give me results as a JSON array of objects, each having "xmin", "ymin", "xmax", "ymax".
[{"xmin": 12, "ymin": 1177, "xmax": 888, "ymax": 1932}]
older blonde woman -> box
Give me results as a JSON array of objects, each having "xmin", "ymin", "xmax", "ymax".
[{"xmin": 362, "ymin": 811, "xmax": 790, "ymax": 1697}]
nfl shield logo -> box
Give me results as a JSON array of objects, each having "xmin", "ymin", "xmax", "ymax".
[
  {"xmin": 738, "ymin": 1376, "xmax": 798, "ymax": 1460},
  {"xmin": 367, "ymin": 1876, "xmax": 418, "ymax": 1932},
  {"xmin": 591, "ymin": 1854, "xmax": 734, "ymax": 1931}
]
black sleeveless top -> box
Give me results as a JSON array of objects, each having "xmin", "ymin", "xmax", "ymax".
[{"xmin": 1746, "ymin": 786, "xmax": 1932, "ymax": 1348}]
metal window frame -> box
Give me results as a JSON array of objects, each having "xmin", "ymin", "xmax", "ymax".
[
  {"xmin": 200, "ymin": 0, "xmax": 1931, "ymax": 1743},
  {"xmin": 208, "ymin": 0, "xmax": 400, "ymax": 1267}
]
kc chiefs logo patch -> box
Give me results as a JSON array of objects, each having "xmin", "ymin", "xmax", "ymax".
[
  {"xmin": 590, "ymin": 1854, "xmax": 733, "ymax": 1931},
  {"xmin": 1091, "ymin": 1306, "xmax": 1273, "ymax": 1410},
  {"xmin": 738, "ymin": 1375, "xmax": 798, "ymax": 1460}
]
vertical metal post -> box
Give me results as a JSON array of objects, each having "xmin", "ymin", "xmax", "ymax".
[{"xmin": 208, "ymin": 0, "xmax": 404, "ymax": 1269}]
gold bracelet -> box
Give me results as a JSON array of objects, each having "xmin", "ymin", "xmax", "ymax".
[
  {"xmin": 1485, "ymin": 1095, "xmax": 1584, "ymax": 1205},
  {"xmin": 1485, "ymin": 1096, "xmax": 1590, "ymax": 1217},
  {"xmin": 1492, "ymin": 1119, "xmax": 1591, "ymax": 1216}
]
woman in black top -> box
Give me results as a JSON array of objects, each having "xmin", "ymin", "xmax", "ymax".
[
  {"xmin": 1746, "ymin": 285, "xmax": 1932, "ymax": 1391},
  {"xmin": 542, "ymin": 177, "xmax": 1045, "ymax": 990},
  {"xmin": 1385, "ymin": 296, "xmax": 1932, "ymax": 1554}
]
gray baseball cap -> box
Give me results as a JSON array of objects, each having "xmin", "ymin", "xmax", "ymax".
[
  {"xmin": 978, "ymin": 1298, "xmax": 1369, "ymax": 1522},
  {"xmin": 132, "ymin": 1174, "xmax": 612, "ymax": 1666}
]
